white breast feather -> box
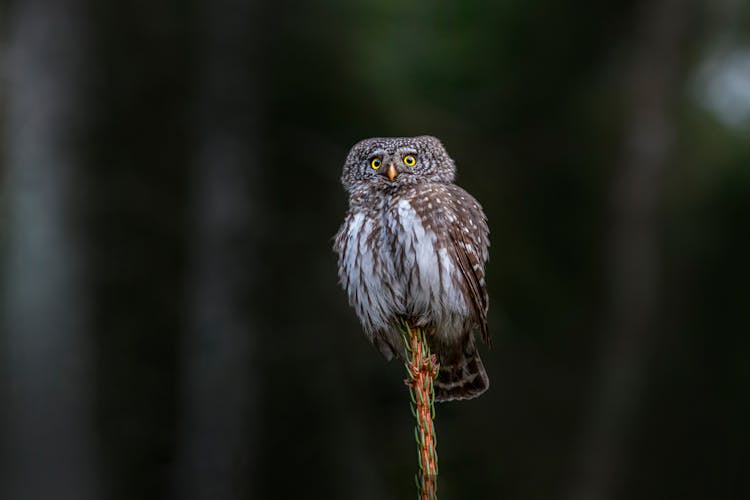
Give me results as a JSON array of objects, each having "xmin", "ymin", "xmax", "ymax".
[
  {"xmin": 342, "ymin": 212, "xmax": 392, "ymax": 335},
  {"xmin": 395, "ymin": 200, "xmax": 467, "ymax": 328},
  {"xmin": 341, "ymin": 199, "xmax": 470, "ymax": 343}
]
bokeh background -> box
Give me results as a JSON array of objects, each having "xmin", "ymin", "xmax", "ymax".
[{"xmin": 1, "ymin": 0, "xmax": 749, "ymax": 499}]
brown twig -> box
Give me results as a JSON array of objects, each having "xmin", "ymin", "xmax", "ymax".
[{"xmin": 403, "ymin": 322, "xmax": 439, "ymax": 500}]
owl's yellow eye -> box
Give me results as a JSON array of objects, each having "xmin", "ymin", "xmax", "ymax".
[
  {"xmin": 403, "ymin": 155, "xmax": 416, "ymax": 167},
  {"xmin": 371, "ymin": 158, "xmax": 382, "ymax": 170}
]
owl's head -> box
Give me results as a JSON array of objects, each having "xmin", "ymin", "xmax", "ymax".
[{"xmin": 341, "ymin": 135, "xmax": 456, "ymax": 191}]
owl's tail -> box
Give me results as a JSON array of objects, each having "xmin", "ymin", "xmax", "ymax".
[{"xmin": 433, "ymin": 337, "xmax": 489, "ymax": 402}]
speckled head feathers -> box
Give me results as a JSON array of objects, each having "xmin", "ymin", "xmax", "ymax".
[{"xmin": 341, "ymin": 135, "xmax": 456, "ymax": 191}]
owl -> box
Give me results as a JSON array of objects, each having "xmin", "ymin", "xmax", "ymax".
[{"xmin": 334, "ymin": 136, "xmax": 490, "ymax": 401}]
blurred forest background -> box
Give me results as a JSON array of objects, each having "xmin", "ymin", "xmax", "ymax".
[{"xmin": 1, "ymin": 0, "xmax": 749, "ymax": 499}]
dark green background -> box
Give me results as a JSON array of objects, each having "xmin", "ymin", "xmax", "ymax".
[{"xmin": 1, "ymin": 0, "xmax": 749, "ymax": 499}]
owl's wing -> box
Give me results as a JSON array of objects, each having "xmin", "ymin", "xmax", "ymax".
[{"xmin": 446, "ymin": 186, "xmax": 491, "ymax": 345}]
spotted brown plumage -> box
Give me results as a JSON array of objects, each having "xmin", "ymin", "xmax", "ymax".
[{"xmin": 334, "ymin": 136, "xmax": 491, "ymax": 401}]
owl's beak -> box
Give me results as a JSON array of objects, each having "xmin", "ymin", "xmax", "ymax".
[{"xmin": 385, "ymin": 163, "xmax": 398, "ymax": 181}]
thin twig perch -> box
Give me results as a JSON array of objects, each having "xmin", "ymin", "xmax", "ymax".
[{"xmin": 402, "ymin": 321, "xmax": 439, "ymax": 500}]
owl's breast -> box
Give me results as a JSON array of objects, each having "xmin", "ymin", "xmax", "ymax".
[
  {"xmin": 386, "ymin": 197, "xmax": 467, "ymax": 322},
  {"xmin": 336, "ymin": 206, "xmax": 400, "ymax": 335},
  {"xmin": 336, "ymin": 192, "xmax": 470, "ymax": 343}
]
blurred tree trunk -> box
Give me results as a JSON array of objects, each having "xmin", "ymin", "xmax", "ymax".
[
  {"xmin": 174, "ymin": 1, "xmax": 263, "ymax": 499},
  {"xmin": 1, "ymin": 1, "xmax": 98, "ymax": 499},
  {"xmin": 567, "ymin": 1, "xmax": 692, "ymax": 499}
]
